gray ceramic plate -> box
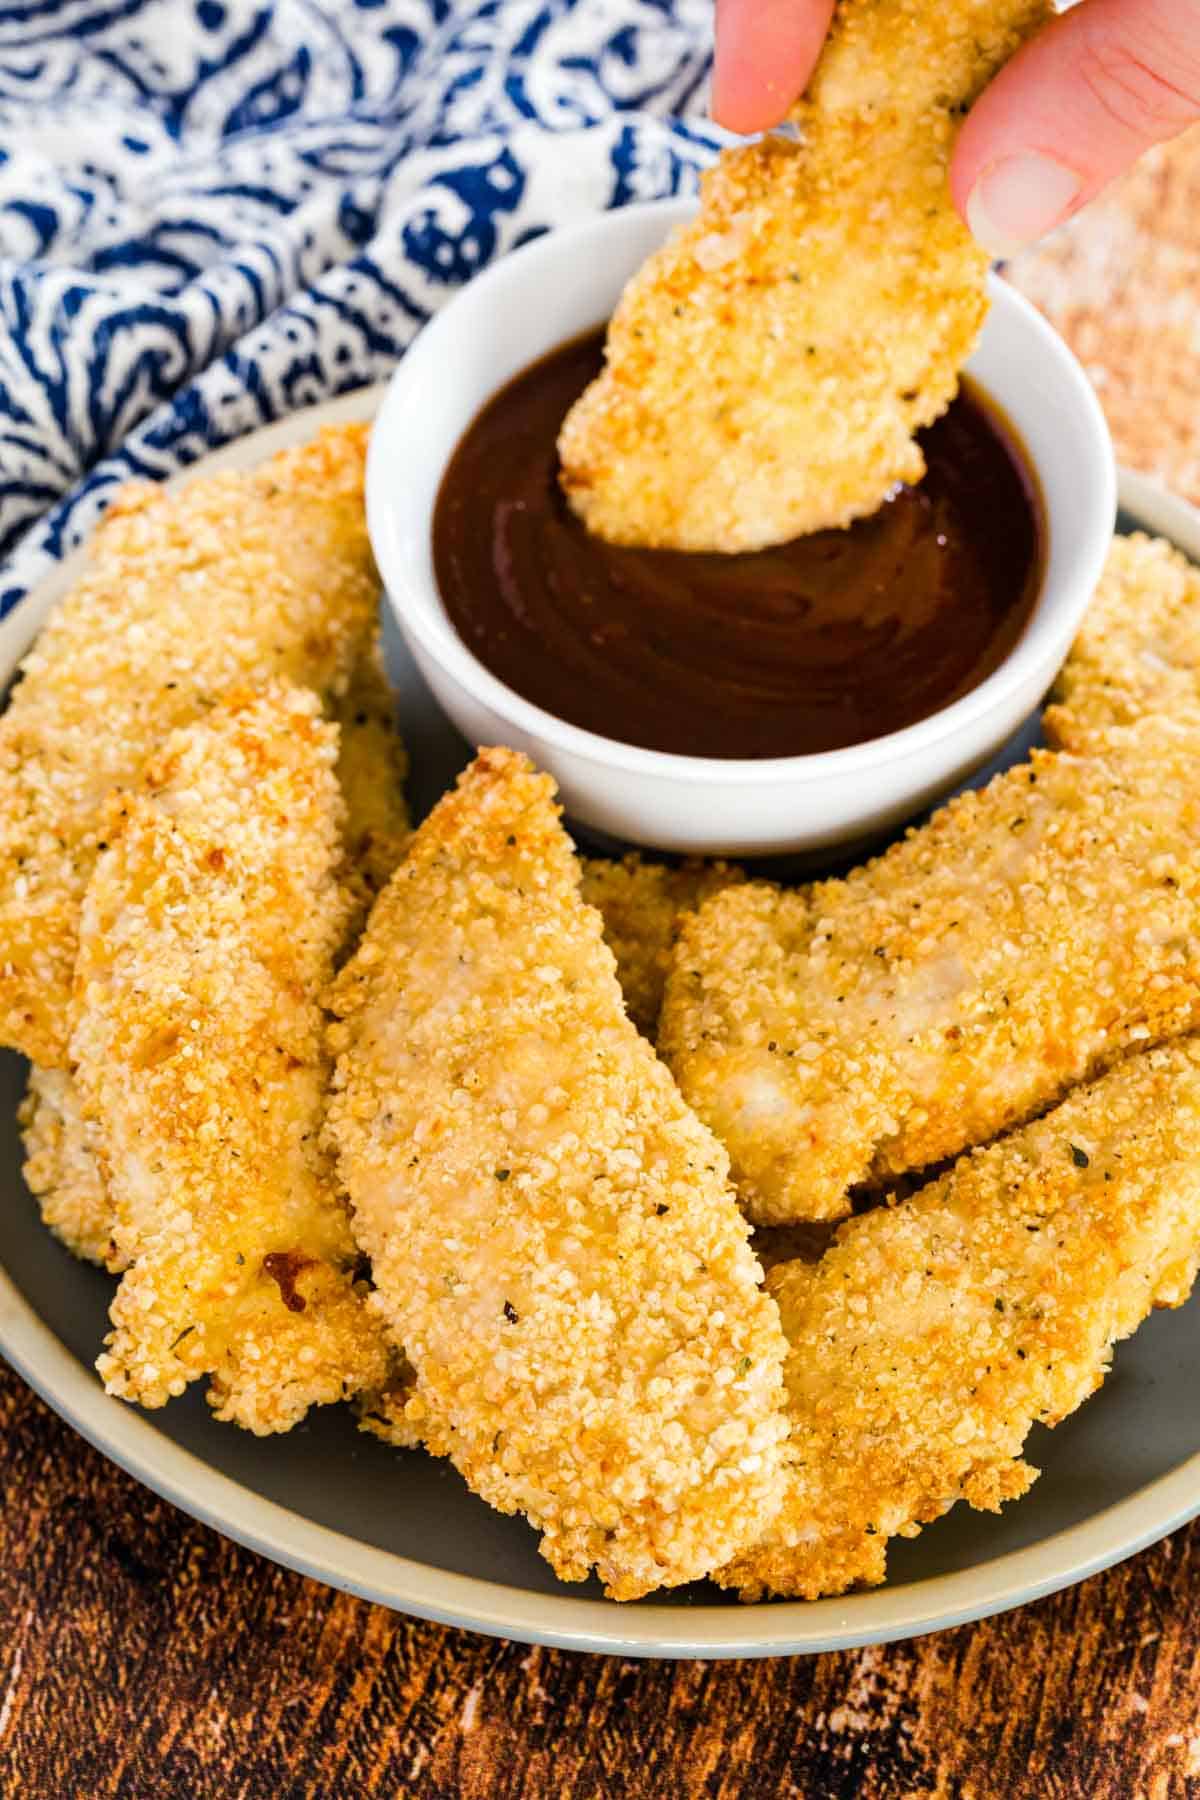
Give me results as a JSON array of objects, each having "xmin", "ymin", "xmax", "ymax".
[{"xmin": 2, "ymin": 393, "xmax": 1198, "ymax": 1659}]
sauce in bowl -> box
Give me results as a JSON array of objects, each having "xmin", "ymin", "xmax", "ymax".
[{"xmin": 432, "ymin": 329, "xmax": 1043, "ymax": 761}]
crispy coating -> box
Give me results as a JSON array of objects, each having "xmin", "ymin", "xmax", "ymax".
[
  {"xmin": 722, "ymin": 1041, "xmax": 1200, "ymax": 1600},
  {"xmin": 17, "ymin": 1096, "xmax": 419, "ymax": 1445},
  {"xmin": 327, "ymin": 748, "xmax": 790, "ymax": 1600},
  {"xmin": 559, "ymin": 0, "xmax": 1050, "ymax": 551},
  {"xmin": 327, "ymin": 639, "xmax": 420, "ymax": 1444},
  {"xmin": 580, "ymin": 853, "xmax": 744, "ymax": 1036},
  {"xmin": 0, "ymin": 424, "xmax": 380, "ymax": 1068},
  {"xmin": 18, "ymin": 1052, "xmax": 419, "ymax": 1435},
  {"xmin": 331, "ymin": 631, "xmax": 411, "ymax": 915},
  {"xmin": 18, "ymin": 636, "xmax": 410, "ymax": 1286},
  {"xmin": 354, "ymin": 1363, "xmax": 422, "ymax": 1449},
  {"xmin": 72, "ymin": 683, "xmax": 394, "ymax": 1434},
  {"xmin": 660, "ymin": 718, "xmax": 1200, "ymax": 1223},
  {"xmin": 19, "ymin": 1065, "xmax": 116, "ymax": 1269},
  {"xmin": 1047, "ymin": 533, "xmax": 1200, "ymax": 750}
]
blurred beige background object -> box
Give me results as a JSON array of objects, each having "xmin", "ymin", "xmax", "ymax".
[{"xmin": 1008, "ymin": 124, "xmax": 1200, "ymax": 501}]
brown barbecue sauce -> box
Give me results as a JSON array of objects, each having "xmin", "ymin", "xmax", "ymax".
[{"xmin": 432, "ymin": 329, "xmax": 1043, "ymax": 760}]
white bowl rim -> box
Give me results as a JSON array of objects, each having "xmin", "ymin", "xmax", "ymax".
[{"xmin": 366, "ymin": 197, "xmax": 1117, "ymax": 786}]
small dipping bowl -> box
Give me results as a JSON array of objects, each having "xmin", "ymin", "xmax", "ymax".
[{"xmin": 366, "ymin": 198, "xmax": 1116, "ymax": 855}]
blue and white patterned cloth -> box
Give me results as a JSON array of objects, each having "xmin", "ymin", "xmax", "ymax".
[{"xmin": 0, "ymin": 0, "xmax": 725, "ymax": 617}]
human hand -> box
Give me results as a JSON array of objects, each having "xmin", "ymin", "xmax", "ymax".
[{"xmin": 712, "ymin": 0, "xmax": 1200, "ymax": 255}]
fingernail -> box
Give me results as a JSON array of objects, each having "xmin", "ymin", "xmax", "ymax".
[{"xmin": 966, "ymin": 154, "xmax": 1084, "ymax": 258}]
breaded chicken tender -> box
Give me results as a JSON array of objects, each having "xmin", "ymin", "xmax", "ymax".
[
  {"xmin": 327, "ymin": 748, "xmax": 790, "ymax": 1600},
  {"xmin": 0, "ymin": 424, "xmax": 379, "ymax": 1068},
  {"xmin": 19, "ymin": 1065, "xmax": 115, "ymax": 1269},
  {"xmin": 1047, "ymin": 533, "xmax": 1200, "ymax": 750},
  {"xmin": 722, "ymin": 1041, "xmax": 1200, "ymax": 1600},
  {"xmin": 18, "ymin": 635, "xmax": 409, "ymax": 1279},
  {"xmin": 661, "ymin": 718, "xmax": 1200, "ymax": 1224},
  {"xmin": 559, "ymin": 0, "xmax": 1050, "ymax": 551},
  {"xmin": 580, "ymin": 853, "xmax": 744, "ymax": 1036},
  {"xmin": 73, "ymin": 683, "xmax": 394, "ymax": 1434},
  {"xmin": 19, "ymin": 1028, "xmax": 417, "ymax": 1441}
]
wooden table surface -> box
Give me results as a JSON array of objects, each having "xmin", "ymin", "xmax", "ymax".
[{"xmin": 6, "ymin": 128, "xmax": 1200, "ymax": 1800}]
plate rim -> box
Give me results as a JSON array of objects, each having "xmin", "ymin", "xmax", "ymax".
[{"xmin": 1, "ymin": 393, "xmax": 1197, "ymax": 1658}]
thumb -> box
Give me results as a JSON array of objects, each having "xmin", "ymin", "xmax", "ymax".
[{"xmin": 951, "ymin": 0, "xmax": 1200, "ymax": 257}]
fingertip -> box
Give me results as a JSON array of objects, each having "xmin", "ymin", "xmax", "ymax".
[
  {"xmin": 948, "ymin": 22, "xmax": 1090, "ymax": 247},
  {"xmin": 711, "ymin": 70, "xmax": 795, "ymax": 135},
  {"xmin": 712, "ymin": 0, "xmax": 834, "ymax": 134},
  {"xmin": 949, "ymin": 53, "xmax": 1039, "ymax": 221},
  {"xmin": 952, "ymin": 0, "xmax": 1200, "ymax": 241}
]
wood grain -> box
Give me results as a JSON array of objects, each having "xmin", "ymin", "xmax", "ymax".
[{"xmin": 7, "ymin": 118, "xmax": 1200, "ymax": 1800}]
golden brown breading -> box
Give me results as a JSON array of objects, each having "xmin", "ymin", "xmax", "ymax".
[
  {"xmin": 331, "ymin": 631, "xmax": 411, "ymax": 914},
  {"xmin": 722, "ymin": 1041, "xmax": 1200, "ymax": 1601},
  {"xmin": 660, "ymin": 718, "xmax": 1200, "ymax": 1224},
  {"xmin": 1047, "ymin": 533, "xmax": 1200, "ymax": 750},
  {"xmin": 353, "ymin": 1361, "xmax": 422, "ymax": 1449},
  {"xmin": 319, "ymin": 640, "xmax": 421, "ymax": 1443},
  {"xmin": 0, "ymin": 424, "xmax": 379, "ymax": 1068},
  {"xmin": 327, "ymin": 748, "xmax": 790, "ymax": 1600},
  {"xmin": 18, "ymin": 635, "xmax": 410, "ymax": 1283},
  {"xmin": 559, "ymin": 0, "xmax": 1050, "ymax": 552},
  {"xmin": 19, "ymin": 1065, "xmax": 116, "ymax": 1269},
  {"xmin": 580, "ymin": 853, "xmax": 744, "ymax": 1036},
  {"xmin": 17, "ymin": 1085, "xmax": 422, "ymax": 1436},
  {"xmin": 73, "ymin": 682, "xmax": 393, "ymax": 1434}
]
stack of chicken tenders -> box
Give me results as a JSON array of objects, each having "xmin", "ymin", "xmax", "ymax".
[{"xmin": 5, "ymin": 414, "xmax": 1200, "ymax": 1605}]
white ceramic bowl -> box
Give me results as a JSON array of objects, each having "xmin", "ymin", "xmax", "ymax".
[{"xmin": 367, "ymin": 198, "xmax": 1116, "ymax": 856}]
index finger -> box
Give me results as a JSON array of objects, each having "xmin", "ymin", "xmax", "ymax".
[{"xmin": 712, "ymin": 0, "xmax": 836, "ymax": 133}]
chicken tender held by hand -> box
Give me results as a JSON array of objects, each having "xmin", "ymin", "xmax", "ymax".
[
  {"xmin": 0, "ymin": 424, "xmax": 379, "ymax": 1068},
  {"xmin": 722, "ymin": 1041, "xmax": 1200, "ymax": 1601},
  {"xmin": 559, "ymin": 0, "xmax": 1050, "ymax": 552},
  {"xmin": 73, "ymin": 682, "xmax": 393, "ymax": 1434},
  {"xmin": 581, "ymin": 853, "xmax": 744, "ymax": 1037},
  {"xmin": 1047, "ymin": 533, "xmax": 1200, "ymax": 750},
  {"xmin": 327, "ymin": 748, "xmax": 789, "ymax": 1600},
  {"xmin": 661, "ymin": 717, "xmax": 1200, "ymax": 1223}
]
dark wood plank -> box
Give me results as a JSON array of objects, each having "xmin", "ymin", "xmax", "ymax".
[{"xmin": 3, "ymin": 1362, "xmax": 1199, "ymax": 1799}]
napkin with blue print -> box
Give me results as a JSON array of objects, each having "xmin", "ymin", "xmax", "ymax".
[{"xmin": 0, "ymin": 0, "xmax": 723, "ymax": 615}]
